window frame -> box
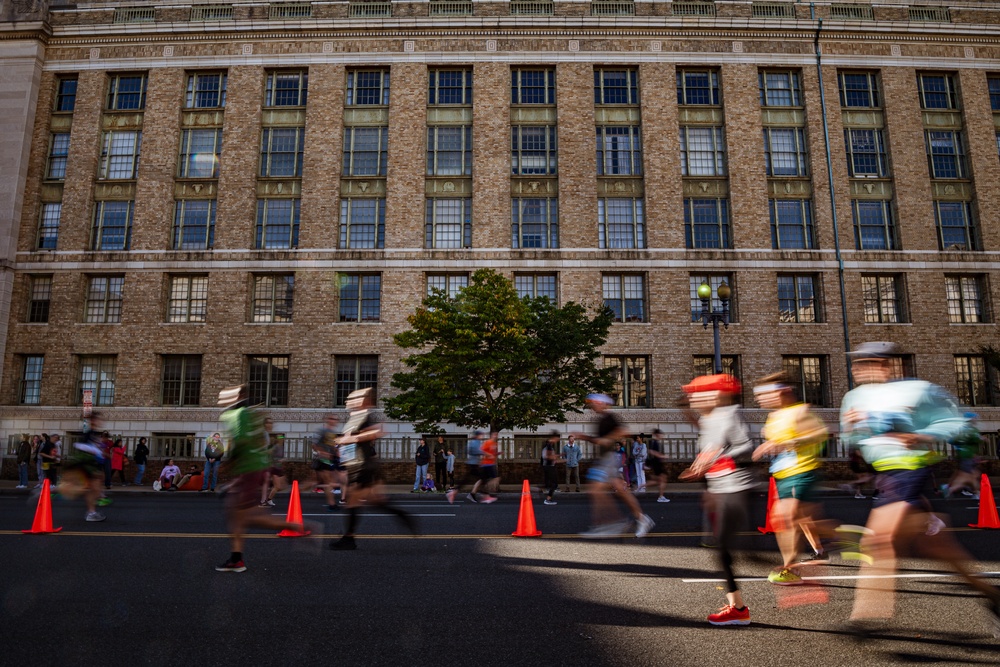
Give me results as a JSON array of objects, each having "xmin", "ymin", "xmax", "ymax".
[
  {"xmin": 20, "ymin": 355, "xmax": 44, "ymax": 405},
  {"xmin": 845, "ymin": 127, "xmax": 889, "ymax": 178},
  {"xmin": 255, "ymin": 199, "xmax": 301, "ymax": 249},
  {"xmin": 679, "ymin": 126, "xmax": 726, "ymax": 177},
  {"xmin": 777, "ymin": 274, "xmax": 819, "ymax": 324},
  {"xmin": 426, "ymin": 273, "xmax": 470, "ymax": 299},
  {"xmin": 954, "ymin": 355, "xmax": 996, "ymax": 406},
  {"xmin": 178, "ymin": 128, "xmax": 222, "ymax": 179},
  {"xmin": 338, "ymin": 273, "xmax": 382, "ymax": 323},
  {"xmin": 172, "ymin": 200, "xmax": 216, "ymax": 250},
  {"xmin": 603, "ymin": 355, "xmax": 651, "ymax": 408},
  {"xmin": 769, "ymin": 199, "xmax": 815, "ymax": 250},
  {"xmin": 84, "ymin": 275, "xmax": 125, "ymax": 324},
  {"xmin": 77, "ymin": 355, "xmax": 117, "ymax": 406},
  {"xmin": 861, "ymin": 273, "xmax": 907, "ymax": 324},
  {"xmin": 514, "ymin": 273, "xmax": 558, "ymax": 301},
  {"xmin": 596, "ymin": 125, "xmax": 642, "ymax": 176},
  {"xmin": 27, "ymin": 275, "xmax": 52, "ymax": 324},
  {"xmin": 598, "ymin": 198, "xmax": 645, "ymax": 249},
  {"xmin": 511, "ymin": 197, "xmax": 559, "ymax": 249},
  {"xmin": 260, "ymin": 127, "xmax": 305, "ymax": 178},
  {"xmin": 339, "ymin": 198, "xmax": 386, "ymax": 249},
  {"xmin": 759, "ymin": 70, "xmax": 802, "ymax": 107},
  {"xmin": 37, "ymin": 202, "xmax": 61, "ymax": 250},
  {"xmin": 98, "ymin": 130, "xmax": 142, "ymax": 180},
  {"xmin": 107, "ymin": 73, "xmax": 147, "ymax": 111},
  {"xmin": 334, "ymin": 355, "xmax": 379, "ymax": 407},
  {"xmin": 934, "ymin": 200, "xmax": 977, "ymax": 251},
  {"xmin": 55, "ymin": 76, "xmax": 78, "ymax": 112},
  {"xmin": 683, "ymin": 197, "xmax": 730, "ymax": 249},
  {"xmin": 676, "ymin": 69, "xmax": 720, "ymax": 106},
  {"xmin": 917, "ymin": 72, "xmax": 959, "ymax": 110},
  {"xmin": 690, "ymin": 274, "xmax": 738, "ymax": 323},
  {"xmin": 265, "ymin": 70, "xmax": 308, "ymax": 107},
  {"xmin": 91, "ymin": 201, "xmax": 134, "ymax": 251},
  {"xmin": 347, "ymin": 69, "xmax": 390, "ymax": 106},
  {"xmin": 763, "ymin": 127, "xmax": 809, "ymax": 177},
  {"xmin": 511, "ymin": 68, "xmax": 556, "ymax": 105},
  {"xmin": 945, "ymin": 274, "xmax": 988, "ymax": 324},
  {"xmin": 161, "ymin": 354, "xmax": 203, "ymax": 406},
  {"xmin": 852, "ymin": 199, "xmax": 897, "ymax": 250},
  {"xmin": 247, "ymin": 355, "xmax": 290, "ymax": 407},
  {"xmin": 45, "ymin": 133, "xmax": 70, "ymax": 181},
  {"xmin": 989, "ymin": 75, "xmax": 1000, "ymax": 111},
  {"xmin": 602, "ymin": 274, "xmax": 647, "ymax": 323},
  {"xmin": 251, "ymin": 274, "xmax": 295, "ymax": 324},
  {"xmin": 594, "ymin": 68, "xmax": 639, "ymax": 105},
  {"xmin": 425, "ymin": 198, "xmax": 472, "ymax": 249},
  {"xmin": 428, "ymin": 68, "xmax": 472, "ymax": 106},
  {"xmin": 511, "ymin": 125, "xmax": 558, "ymax": 176},
  {"xmin": 343, "ymin": 126, "xmax": 389, "ymax": 177},
  {"xmin": 427, "ymin": 125, "xmax": 472, "ymax": 176},
  {"xmin": 781, "ymin": 355, "xmax": 829, "ymax": 407},
  {"xmin": 185, "ymin": 72, "xmax": 227, "ymax": 109},
  {"xmin": 925, "ymin": 130, "xmax": 967, "ymax": 179},
  {"xmin": 838, "ymin": 71, "xmax": 880, "ymax": 108},
  {"xmin": 167, "ymin": 275, "xmax": 208, "ymax": 324}
]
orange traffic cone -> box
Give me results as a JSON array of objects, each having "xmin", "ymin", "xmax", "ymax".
[
  {"xmin": 758, "ymin": 477, "xmax": 778, "ymax": 534},
  {"xmin": 277, "ymin": 480, "xmax": 310, "ymax": 537},
  {"xmin": 512, "ymin": 479, "xmax": 542, "ymax": 537},
  {"xmin": 23, "ymin": 479, "xmax": 62, "ymax": 534},
  {"xmin": 969, "ymin": 474, "xmax": 1000, "ymax": 529}
]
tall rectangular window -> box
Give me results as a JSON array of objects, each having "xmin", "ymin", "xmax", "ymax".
[
  {"xmin": 595, "ymin": 69, "xmax": 639, "ymax": 105},
  {"xmin": 511, "ymin": 68, "xmax": 555, "ymax": 104},
  {"xmin": 20, "ymin": 356, "xmax": 44, "ymax": 405},
  {"xmin": 425, "ymin": 199, "xmax": 472, "ymax": 249},
  {"xmin": 684, "ymin": 198, "xmax": 730, "ymax": 249},
  {"xmin": 339, "ymin": 198, "xmax": 386, "ymax": 249},
  {"xmin": 676, "ymin": 69, "xmax": 720, "ymax": 105},
  {"xmin": 335, "ymin": 356, "xmax": 378, "ymax": 407},
  {"xmin": 604, "ymin": 355, "xmax": 649, "ymax": 408},
  {"xmin": 252, "ymin": 274, "xmax": 294, "ymax": 323},
  {"xmin": 598, "ymin": 198, "xmax": 645, "ymax": 249},
  {"xmin": 512, "ymin": 126, "xmax": 557, "ymax": 175},
  {"xmin": 845, "ymin": 128, "xmax": 888, "ymax": 177},
  {"xmin": 690, "ymin": 274, "xmax": 737, "ymax": 322},
  {"xmin": 777, "ymin": 274, "xmax": 818, "ymax": 323},
  {"xmin": 255, "ymin": 199, "xmax": 300, "ymax": 249},
  {"xmin": 427, "ymin": 126, "xmax": 472, "ymax": 176},
  {"xmin": 178, "ymin": 129, "xmax": 222, "ymax": 178},
  {"xmin": 260, "ymin": 127, "xmax": 304, "ymax": 177},
  {"xmin": 339, "ymin": 274, "xmax": 382, "ymax": 322},
  {"xmin": 84, "ymin": 276, "xmax": 124, "ymax": 324},
  {"xmin": 680, "ymin": 126, "xmax": 726, "ymax": 176},
  {"xmin": 167, "ymin": 275, "xmax": 208, "ymax": 323},
  {"xmin": 55, "ymin": 76, "xmax": 78, "ymax": 112},
  {"xmin": 265, "ymin": 71, "xmax": 308, "ymax": 107},
  {"xmin": 161, "ymin": 355, "xmax": 202, "ymax": 406},
  {"xmin": 427, "ymin": 274, "xmax": 469, "ymax": 298},
  {"xmin": 782, "ymin": 355, "xmax": 829, "ymax": 407},
  {"xmin": 78, "ymin": 355, "xmax": 116, "ymax": 406},
  {"xmin": 945, "ymin": 275, "xmax": 988, "ymax": 323},
  {"xmin": 429, "ymin": 69, "xmax": 472, "ymax": 105},
  {"xmin": 926, "ymin": 131, "xmax": 966, "ymax": 179},
  {"xmin": 759, "ymin": 70, "xmax": 802, "ymax": 107},
  {"xmin": 603, "ymin": 274, "xmax": 646, "ymax": 323},
  {"xmin": 511, "ymin": 198, "xmax": 558, "ymax": 249},
  {"xmin": 172, "ymin": 200, "xmax": 216, "ymax": 250},
  {"xmin": 514, "ymin": 274, "xmax": 557, "ymax": 301},
  {"xmin": 596, "ymin": 126, "xmax": 641, "ymax": 176},
  {"xmin": 28, "ymin": 276, "xmax": 52, "ymax": 323},
  {"xmin": 693, "ymin": 355, "xmax": 741, "ymax": 384},
  {"xmin": 839, "ymin": 71, "xmax": 880, "ymax": 108},
  {"xmin": 918, "ymin": 73, "xmax": 959, "ymax": 110},
  {"xmin": 954, "ymin": 355, "xmax": 995, "ymax": 406},
  {"xmin": 248, "ymin": 355, "xmax": 289, "ymax": 407},
  {"xmin": 107, "ymin": 74, "xmax": 147, "ymax": 110},
  {"xmin": 763, "ymin": 127, "xmax": 808, "ymax": 176},
  {"xmin": 852, "ymin": 200, "xmax": 897, "ymax": 250},
  {"xmin": 37, "ymin": 203, "xmax": 61, "ymax": 250},
  {"xmin": 91, "ymin": 201, "xmax": 133, "ymax": 250},
  {"xmin": 347, "ymin": 70, "xmax": 390, "ymax": 106},
  {"xmin": 989, "ymin": 75, "xmax": 1000, "ymax": 111},
  {"xmin": 935, "ymin": 201, "xmax": 977, "ymax": 250},
  {"xmin": 185, "ymin": 72, "xmax": 227, "ymax": 108},
  {"xmin": 769, "ymin": 199, "xmax": 815, "ymax": 249},
  {"xmin": 99, "ymin": 131, "xmax": 142, "ymax": 179},
  {"xmin": 861, "ymin": 274, "xmax": 906, "ymax": 323},
  {"xmin": 343, "ymin": 126, "xmax": 388, "ymax": 177},
  {"xmin": 46, "ymin": 133, "xmax": 70, "ymax": 180}
]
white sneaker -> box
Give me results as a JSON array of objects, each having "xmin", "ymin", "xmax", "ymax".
[
  {"xmin": 656, "ymin": 496, "xmax": 670, "ymax": 503},
  {"xmin": 854, "ymin": 492, "xmax": 866, "ymax": 499},
  {"xmin": 635, "ymin": 514, "xmax": 655, "ymax": 538},
  {"xmin": 580, "ymin": 520, "xmax": 631, "ymax": 539},
  {"xmin": 543, "ymin": 499, "xmax": 557, "ymax": 505},
  {"xmin": 16, "ymin": 485, "xmax": 26, "ymax": 489},
  {"xmin": 86, "ymin": 512, "xmax": 106, "ymax": 522}
]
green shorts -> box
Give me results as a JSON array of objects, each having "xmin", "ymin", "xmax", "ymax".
[{"xmin": 775, "ymin": 470, "xmax": 820, "ymax": 503}]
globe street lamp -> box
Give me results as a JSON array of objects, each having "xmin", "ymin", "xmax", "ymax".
[{"xmin": 697, "ymin": 280, "xmax": 732, "ymax": 375}]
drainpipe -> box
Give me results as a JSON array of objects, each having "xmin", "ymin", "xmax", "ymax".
[{"xmin": 813, "ymin": 15, "xmax": 854, "ymax": 390}]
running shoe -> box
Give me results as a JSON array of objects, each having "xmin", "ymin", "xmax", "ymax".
[
  {"xmin": 259, "ymin": 501, "xmax": 269, "ymax": 508},
  {"xmin": 215, "ymin": 559, "xmax": 247, "ymax": 572},
  {"xmin": 543, "ymin": 499, "xmax": 557, "ymax": 505},
  {"xmin": 656, "ymin": 496, "xmax": 670, "ymax": 503},
  {"xmin": 16, "ymin": 485, "xmax": 26, "ymax": 489},
  {"xmin": 767, "ymin": 568, "xmax": 804, "ymax": 586},
  {"xmin": 326, "ymin": 504, "xmax": 339, "ymax": 511},
  {"xmin": 579, "ymin": 521, "xmax": 630, "ymax": 539},
  {"xmin": 961, "ymin": 489, "xmax": 975, "ymax": 497},
  {"xmin": 635, "ymin": 514, "xmax": 655, "ymax": 538},
  {"xmin": 854, "ymin": 492, "xmax": 866, "ymax": 499},
  {"xmin": 481, "ymin": 496, "xmax": 497, "ymax": 504},
  {"xmin": 798, "ymin": 550, "xmax": 831, "ymax": 565},
  {"xmin": 330, "ymin": 536, "xmax": 357, "ymax": 550},
  {"xmin": 446, "ymin": 489, "xmax": 457, "ymax": 504},
  {"xmin": 466, "ymin": 493, "xmax": 478, "ymax": 503},
  {"xmin": 265, "ymin": 499, "xmax": 275, "ymax": 507},
  {"xmin": 85, "ymin": 511, "xmax": 106, "ymax": 522},
  {"xmin": 707, "ymin": 605, "xmax": 750, "ymax": 626}
]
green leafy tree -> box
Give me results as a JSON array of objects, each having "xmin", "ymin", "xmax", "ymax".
[{"xmin": 385, "ymin": 269, "xmax": 615, "ymax": 433}]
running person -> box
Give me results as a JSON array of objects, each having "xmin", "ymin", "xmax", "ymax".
[
  {"xmin": 751, "ymin": 372, "xmax": 832, "ymax": 586},
  {"xmin": 840, "ymin": 342, "xmax": 1000, "ymax": 635},
  {"xmin": 941, "ymin": 414, "xmax": 982, "ymax": 499},
  {"xmin": 260, "ymin": 417, "xmax": 288, "ymax": 507},
  {"xmin": 60, "ymin": 413, "xmax": 108, "ymax": 522},
  {"xmin": 470, "ymin": 432, "xmax": 499, "ymax": 504},
  {"xmin": 446, "ymin": 430, "xmax": 483, "ymax": 504},
  {"xmin": 647, "ymin": 429, "xmax": 670, "ymax": 503},
  {"xmin": 680, "ymin": 374, "xmax": 755, "ymax": 626},
  {"xmin": 215, "ymin": 386, "xmax": 308, "ymax": 573},
  {"xmin": 303, "ymin": 415, "xmax": 339, "ymax": 510},
  {"xmin": 573, "ymin": 394, "xmax": 654, "ymax": 539},
  {"xmin": 330, "ymin": 388, "xmax": 415, "ymax": 550}
]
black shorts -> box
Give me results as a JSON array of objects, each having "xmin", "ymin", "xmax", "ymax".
[
  {"xmin": 647, "ymin": 457, "xmax": 664, "ymax": 476},
  {"xmin": 873, "ymin": 468, "xmax": 931, "ymax": 508},
  {"xmin": 352, "ymin": 467, "xmax": 381, "ymax": 489},
  {"xmin": 478, "ymin": 465, "xmax": 497, "ymax": 481},
  {"xmin": 314, "ymin": 461, "xmax": 335, "ymax": 472}
]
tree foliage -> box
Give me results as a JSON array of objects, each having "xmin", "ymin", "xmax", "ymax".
[{"xmin": 384, "ymin": 269, "xmax": 615, "ymax": 433}]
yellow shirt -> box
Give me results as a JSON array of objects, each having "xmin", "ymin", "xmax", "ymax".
[{"xmin": 762, "ymin": 403, "xmax": 827, "ymax": 479}]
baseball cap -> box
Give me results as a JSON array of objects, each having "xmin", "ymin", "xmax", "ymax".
[
  {"xmin": 586, "ymin": 393, "xmax": 614, "ymax": 405},
  {"xmin": 849, "ymin": 341, "xmax": 898, "ymax": 360},
  {"xmin": 682, "ymin": 374, "xmax": 742, "ymax": 395}
]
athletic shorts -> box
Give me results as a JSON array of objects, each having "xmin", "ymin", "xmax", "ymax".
[
  {"xmin": 352, "ymin": 467, "xmax": 380, "ymax": 489},
  {"xmin": 315, "ymin": 461, "xmax": 335, "ymax": 472},
  {"xmin": 775, "ymin": 470, "xmax": 820, "ymax": 503},
  {"xmin": 226, "ymin": 470, "xmax": 268, "ymax": 512},
  {"xmin": 958, "ymin": 457, "xmax": 976, "ymax": 474},
  {"xmin": 269, "ymin": 465, "xmax": 285, "ymax": 478},
  {"xmin": 647, "ymin": 457, "xmax": 664, "ymax": 476},
  {"xmin": 585, "ymin": 452, "xmax": 620, "ymax": 484},
  {"xmin": 478, "ymin": 465, "xmax": 497, "ymax": 482},
  {"xmin": 873, "ymin": 468, "xmax": 931, "ymax": 508}
]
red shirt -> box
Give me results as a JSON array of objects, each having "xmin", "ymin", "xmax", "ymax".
[{"xmin": 481, "ymin": 439, "xmax": 497, "ymax": 466}]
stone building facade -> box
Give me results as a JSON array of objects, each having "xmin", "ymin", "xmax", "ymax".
[{"xmin": 0, "ymin": 0, "xmax": 998, "ymax": 450}]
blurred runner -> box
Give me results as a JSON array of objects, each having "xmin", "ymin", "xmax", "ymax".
[
  {"xmin": 59, "ymin": 413, "xmax": 107, "ymax": 522},
  {"xmin": 470, "ymin": 432, "xmax": 500, "ymax": 504},
  {"xmin": 941, "ymin": 413, "xmax": 982, "ymax": 500}
]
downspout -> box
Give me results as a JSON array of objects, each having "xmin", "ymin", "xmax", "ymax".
[{"xmin": 813, "ymin": 14, "xmax": 854, "ymax": 389}]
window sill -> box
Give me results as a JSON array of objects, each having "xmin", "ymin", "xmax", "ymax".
[
  {"xmin": 336, "ymin": 321, "xmax": 383, "ymax": 325},
  {"xmin": 75, "ymin": 322, "xmax": 122, "ymax": 326},
  {"xmin": 244, "ymin": 322, "xmax": 294, "ymax": 325},
  {"xmin": 159, "ymin": 322, "xmax": 206, "ymax": 326},
  {"xmin": 862, "ymin": 322, "xmax": 912, "ymax": 326},
  {"xmin": 19, "ymin": 322, "xmax": 49, "ymax": 326},
  {"xmin": 948, "ymin": 322, "xmax": 993, "ymax": 326},
  {"xmin": 779, "ymin": 321, "xmax": 827, "ymax": 325}
]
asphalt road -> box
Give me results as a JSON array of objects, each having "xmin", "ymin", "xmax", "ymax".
[{"xmin": 2, "ymin": 487, "xmax": 999, "ymax": 667}]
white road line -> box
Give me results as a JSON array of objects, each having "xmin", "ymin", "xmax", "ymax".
[
  {"xmin": 681, "ymin": 571, "xmax": 1000, "ymax": 583},
  {"xmin": 293, "ymin": 513, "xmax": 456, "ymax": 518}
]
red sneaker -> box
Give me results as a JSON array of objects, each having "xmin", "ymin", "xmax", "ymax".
[{"xmin": 707, "ymin": 604, "xmax": 750, "ymax": 626}]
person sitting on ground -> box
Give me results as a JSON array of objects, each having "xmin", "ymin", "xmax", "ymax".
[
  {"xmin": 422, "ymin": 473, "xmax": 437, "ymax": 493},
  {"xmin": 158, "ymin": 459, "xmax": 182, "ymax": 491},
  {"xmin": 175, "ymin": 464, "xmax": 202, "ymax": 490}
]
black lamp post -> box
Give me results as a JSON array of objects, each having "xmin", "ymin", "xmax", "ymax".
[{"xmin": 697, "ymin": 279, "xmax": 732, "ymax": 375}]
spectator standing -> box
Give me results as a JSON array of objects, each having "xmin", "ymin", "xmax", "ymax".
[
  {"xmin": 39, "ymin": 434, "xmax": 59, "ymax": 486},
  {"xmin": 32, "ymin": 435, "xmax": 43, "ymax": 488},
  {"xmin": 16, "ymin": 435, "xmax": 32, "ymax": 488},
  {"xmin": 445, "ymin": 450, "xmax": 456, "ymax": 490},
  {"xmin": 201, "ymin": 432, "xmax": 225, "ymax": 492},
  {"xmin": 647, "ymin": 429, "xmax": 671, "ymax": 503},
  {"xmin": 111, "ymin": 438, "xmax": 127, "ymax": 486},
  {"xmin": 100, "ymin": 432, "xmax": 114, "ymax": 490},
  {"xmin": 433, "ymin": 435, "xmax": 448, "ymax": 493},
  {"xmin": 413, "ymin": 438, "xmax": 430, "ymax": 493},
  {"xmin": 542, "ymin": 431, "xmax": 561, "ymax": 505},
  {"xmin": 132, "ymin": 437, "xmax": 149, "ymax": 485},
  {"xmin": 632, "ymin": 434, "xmax": 648, "ymax": 492},
  {"xmin": 562, "ymin": 434, "xmax": 582, "ymax": 492}
]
